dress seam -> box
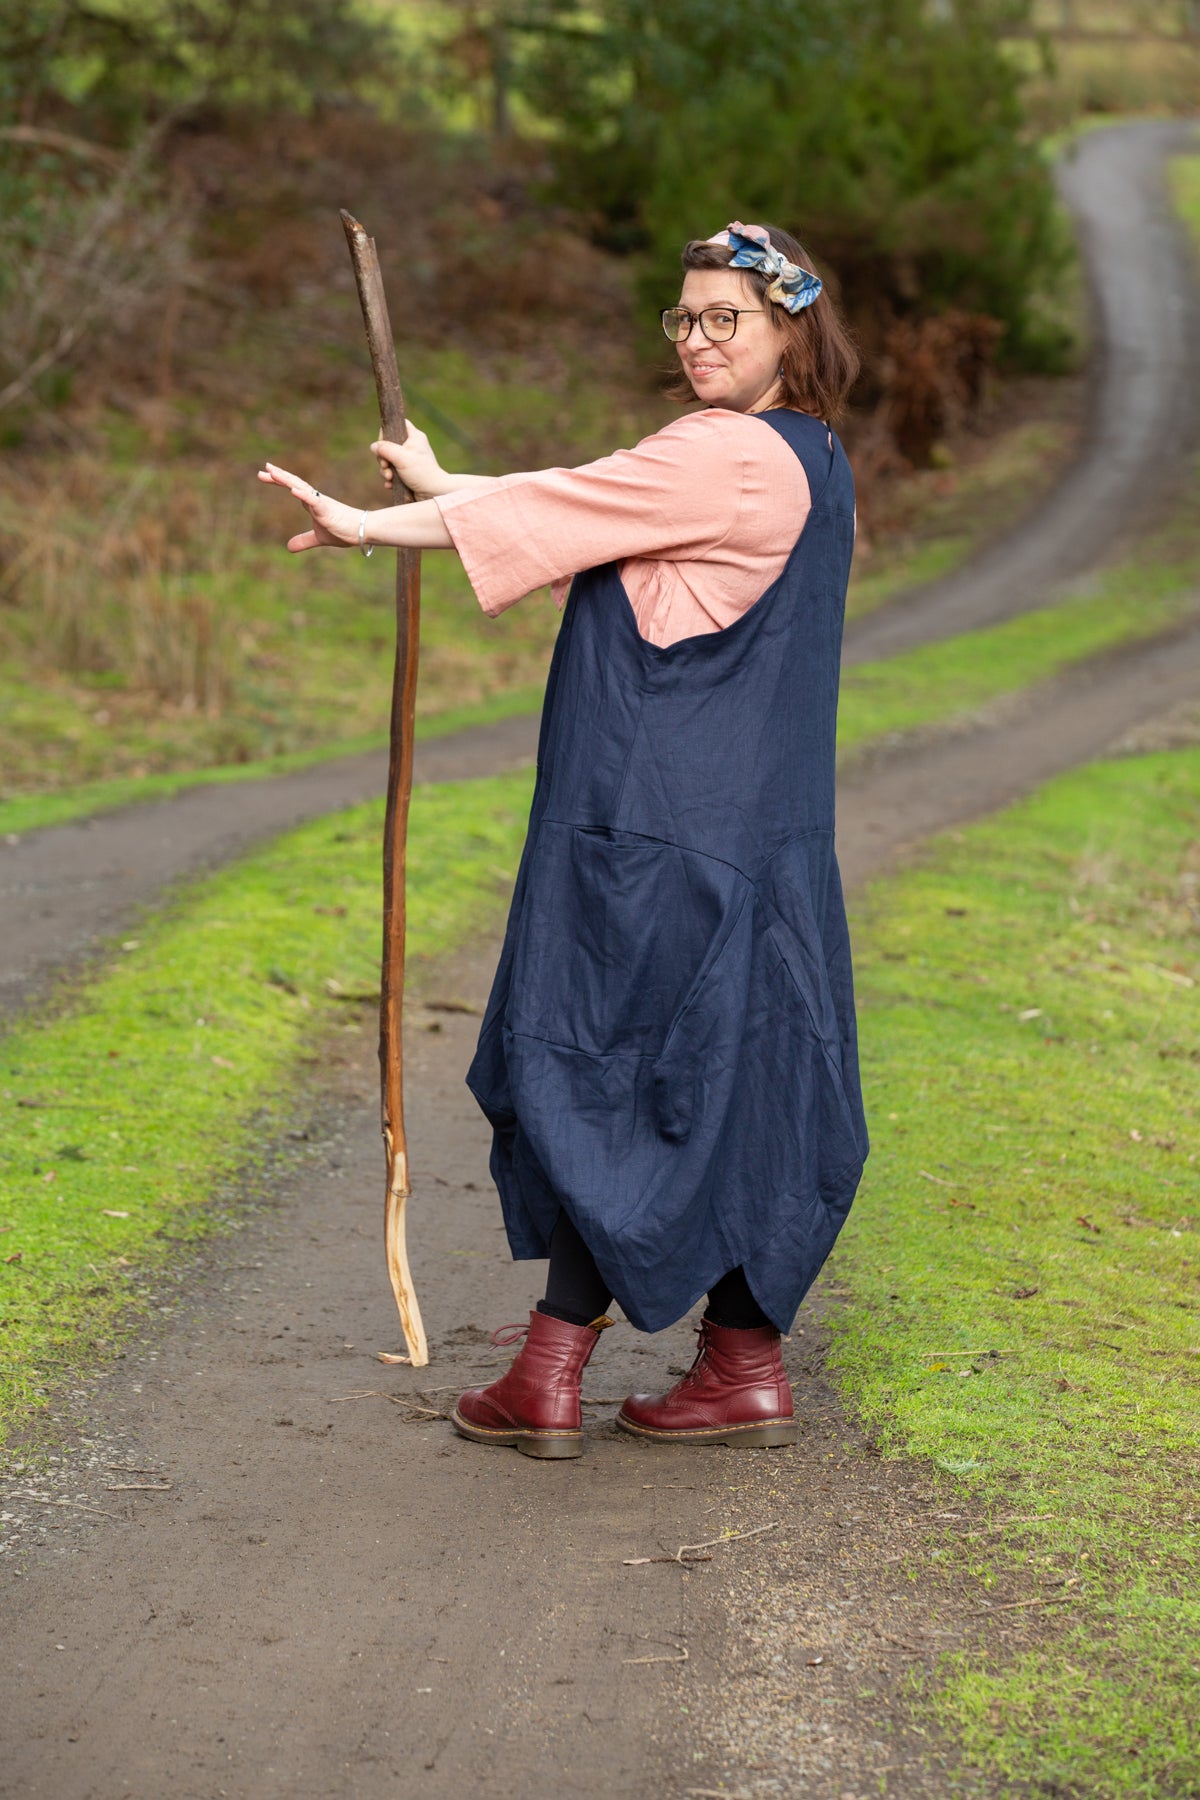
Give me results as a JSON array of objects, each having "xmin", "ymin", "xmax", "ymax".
[{"xmin": 537, "ymin": 815, "xmax": 832, "ymax": 884}]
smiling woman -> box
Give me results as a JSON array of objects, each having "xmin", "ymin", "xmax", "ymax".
[
  {"xmin": 259, "ymin": 218, "xmax": 866, "ymax": 1462},
  {"xmin": 666, "ymin": 222, "xmax": 859, "ymax": 421}
]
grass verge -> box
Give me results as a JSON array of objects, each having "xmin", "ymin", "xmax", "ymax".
[
  {"xmin": 0, "ymin": 768, "xmax": 534, "ymax": 1446},
  {"xmin": 832, "ymin": 749, "xmax": 1200, "ymax": 1796},
  {"xmin": 838, "ymin": 559, "xmax": 1200, "ymax": 760},
  {"xmin": 1169, "ymin": 147, "xmax": 1200, "ymax": 256}
]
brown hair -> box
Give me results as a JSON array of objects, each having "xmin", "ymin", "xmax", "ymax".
[{"xmin": 667, "ymin": 226, "xmax": 860, "ymax": 423}]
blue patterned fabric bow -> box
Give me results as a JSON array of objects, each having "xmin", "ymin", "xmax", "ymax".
[{"xmin": 707, "ymin": 221, "xmax": 822, "ymax": 313}]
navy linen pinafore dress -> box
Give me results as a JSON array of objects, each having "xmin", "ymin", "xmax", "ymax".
[{"xmin": 467, "ymin": 409, "xmax": 869, "ymax": 1333}]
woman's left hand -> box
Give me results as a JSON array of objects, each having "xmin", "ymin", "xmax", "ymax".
[{"xmin": 257, "ymin": 462, "xmax": 361, "ymax": 553}]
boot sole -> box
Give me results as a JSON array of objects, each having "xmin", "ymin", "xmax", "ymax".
[
  {"xmin": 615, "ymin": 1412, "xmax": 797, "ymax": 1449},
  {"xmin": 450, "ymin": 1407, "xmax": 584, "ymax": 1459}
]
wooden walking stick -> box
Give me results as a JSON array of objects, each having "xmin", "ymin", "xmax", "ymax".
[{"xmin": 339, "ymin": 208, "xmax": 429, "ymax": 1367}]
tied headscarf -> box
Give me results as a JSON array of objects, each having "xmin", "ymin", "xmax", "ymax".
[{"xmin": 706, "ymin": 222, "xmax": 822, "ymax": 313}]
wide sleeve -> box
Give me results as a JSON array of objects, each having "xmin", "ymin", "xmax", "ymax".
[{"xmin": 435, "ymin": 412, "xmax": 750, "ymax": 617}]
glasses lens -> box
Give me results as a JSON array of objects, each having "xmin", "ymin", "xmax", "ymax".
[
  {"xmin": 661, "ymin": 308, "xmax": 688, "ymax": 342},
  {"xmin": 699, "ymin": 308, "xmax": 737, "ymax": 342}
]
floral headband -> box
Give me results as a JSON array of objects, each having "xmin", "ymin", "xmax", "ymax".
[{"xmin": 706, "ymin": 221, "xmax": 822, "ymax": 313}]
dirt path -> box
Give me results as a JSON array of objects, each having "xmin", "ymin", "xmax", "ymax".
[
  {"xmin": 3, "ymin": 118, "xmax": 1200, "ymax": 1798},
  {"xmin": 0, "ymin": 959, "xmax": 973, "ymax": 1800}
]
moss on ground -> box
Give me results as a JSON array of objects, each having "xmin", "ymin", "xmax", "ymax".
[
  {"xmin": 832, "ymin": 749, "xmax": 1200, "ymax": 1796},
  {"xmin": 0, "ymin": 769, "xmax": 534, "ymax": 1444},
  {"xmin": 1169, "ymin": 148, "xmax": 1200, "ymax": 256}
]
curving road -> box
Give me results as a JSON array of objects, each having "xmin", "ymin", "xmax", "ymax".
[{"xmin": 845, "ymin": 117, "xmax": 1200, "ymax": 665}]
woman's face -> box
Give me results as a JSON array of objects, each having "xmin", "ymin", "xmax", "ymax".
[{"xmin": 675, "ymin": 268, "xmax": 784, "ymax": 414}]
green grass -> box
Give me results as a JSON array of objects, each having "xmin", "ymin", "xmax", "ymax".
[
  {"xmin": 1169, "ymin": 149, "xmax": 1200, "ymax": 258},
  {"xmin": 0, "ymin": 768, "xmax": 534, "ymax": 1445},
  {"xmin": 838, "ymin": 560, "xmax": 1200, "ymax": 760},
  {"xmin": 831, "ymin": 749, "xmax": 1200, "ymax": 1796}
]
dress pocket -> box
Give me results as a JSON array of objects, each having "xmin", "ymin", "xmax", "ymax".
[
  {"xmin": 762, "ymin": 913, "xmax": 865, "ymax": 1193},
  {"xmin": 506, "ymin": 820, "xmax": 750, "ymax": 1060},
  {"xmin": 651, "ymin": 893, "xmax": 752, "ymax": 1144}
]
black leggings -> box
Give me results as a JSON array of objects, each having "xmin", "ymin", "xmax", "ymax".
[{"xmin": 539, "ymin": 1210, "xmax": 771, "ymax": 1331}]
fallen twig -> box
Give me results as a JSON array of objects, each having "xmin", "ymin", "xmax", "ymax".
[
  {"xmin": 104, "ymin": 1482, "xmax": 172, "ymax": 1492},
  {"xmin": 623, "ymin": 1553, "xmax": 714, "ymax": 1566},
  {"xmin": 971, "ymin": 1592, "xmax": 1077, "ymax": 1615},
  {"xmin": 678, "ymin": 1521, "xmax": 779, "ymax": 1558},
  {"xmin": 328, "ymin": 1390, "xmax": 443, "ymax": 1418},
  {"xmin": 18, "ymin": 1495, "xmax": 114, "ymax": 1517},
  {"xmin": 624, "ymin": 1520, "xmax": 778, "ymax": 1566},
  {"xmin": 623, "ymin": 1645, "xmax": 690, "ymax": 1665},
  {"xmin": 988, "ymin": 1512, "xmax": 1052, "ymax": 1532}
]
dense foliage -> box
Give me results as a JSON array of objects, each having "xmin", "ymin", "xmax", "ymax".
[
  {"xmin": 1, "ymin": 0, "xmax": 392, "ymax": 128},
  {"xmin": 447, "ymin": 0, "xmax": 1069, "ymax": 367},
  {"xmin": 0, "ymin": 0, "xmax": 1070, "ymax": 436},
  {"xmin": 0, "ymin": 0, "xmax": 403, "ymax": 423}
]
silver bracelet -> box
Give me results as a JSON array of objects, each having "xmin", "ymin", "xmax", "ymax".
[{"xmin": 358, "ymin": 511, "xmax": 374, "ymax": 559}]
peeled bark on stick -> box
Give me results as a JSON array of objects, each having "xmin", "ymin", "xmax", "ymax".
[{"xmin": 339, "ymin": 208, "xmax": 429, "ymax": 1367}]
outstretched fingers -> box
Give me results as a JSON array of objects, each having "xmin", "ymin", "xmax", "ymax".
[
  {"xmin": 258, "ymin": 461, "xmax": 317, "ymax": 499},
  {"xmin": 257, "ymin": 461, "xmax": 360, "ymax": 553}
]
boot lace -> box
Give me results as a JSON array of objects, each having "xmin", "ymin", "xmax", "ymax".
[
  {"xmin": 490, "ymin": 1315, "xmax": 615, "ymax": 1347},
  {"xmin": 491, "ymin": 1323, "xmax": 528, "ymax": 1347},
  {"xmin": 672, "ymin": 1322, "xmax": 712, "ymax": 1390}
]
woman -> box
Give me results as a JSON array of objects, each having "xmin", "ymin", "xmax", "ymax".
[{"xmin": 260, "ymin": 222, "xmax": 869, "ymax": 1460}]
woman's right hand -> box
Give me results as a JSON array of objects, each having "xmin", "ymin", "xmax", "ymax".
[{"xmin": 373, "ymin": 425, "xmax": 446, "ymax": 499}]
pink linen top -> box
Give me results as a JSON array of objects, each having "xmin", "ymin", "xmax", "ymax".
[{"xmin": 436, "ymin": 409, "xmax": 816, "ymax": 649}]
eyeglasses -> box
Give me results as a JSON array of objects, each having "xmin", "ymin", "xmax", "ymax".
[{"xmin": 660, "ymin": 306, "xmax": 765, "ymax": 344}]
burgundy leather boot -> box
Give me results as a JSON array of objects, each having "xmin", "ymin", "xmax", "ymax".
[
  {"xmin": 617, "ymin": 1319, "xmax": 797, "ymax": 1447},
  {"xmin": 452, "ymin": 1310, "xmax": 612, "ymax": 1459}
]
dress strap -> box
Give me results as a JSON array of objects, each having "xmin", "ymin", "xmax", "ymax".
[{"xmin": 755, "ymin": 409, "xmax": 837, "ymax": 507}]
